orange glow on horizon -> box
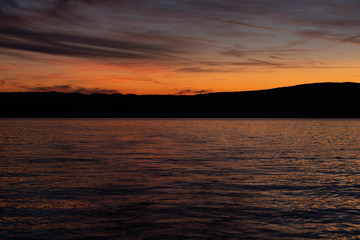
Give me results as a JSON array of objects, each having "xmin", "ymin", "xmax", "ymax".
[
  {"xmin": 2, "ymin": 1, "xmax": 360, "ymax": 95},
  {"xmin": 2, "ymin": 59, "xmax": 360, "ymax": 95}
]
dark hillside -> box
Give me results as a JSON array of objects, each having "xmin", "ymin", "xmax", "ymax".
[{"xmin": 1, "ymin": 82, "xmax": 360, "ymax": 117}]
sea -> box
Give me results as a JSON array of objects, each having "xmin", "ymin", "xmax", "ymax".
[{"xmin": 1, "ymin": 119, "xmax": 360, "ymax": 239}]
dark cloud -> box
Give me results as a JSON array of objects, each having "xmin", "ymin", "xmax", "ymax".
[
  {"xmin": 298, "ymin": 30, "xmax": 360, "ymax": 46},
  {"xmin": 0, "ymin": 80, "xmax": 6, "ymax": 86},
  {"xmin": 176, "ymin": 67, "xmax": 220, "ymax": 72},
  {"xmin": 75, "ymin": 87, "xmax": 119, "ymax": 94},
  {"xmin": 22, "ymin": 84, "xmax": 119, "ymax": 94},
  {"xmin": 0, "ymin": 27, "xmax": 179, "ymax": 60},
  {"xmin": 176, "ymin": 88, "xmax": 214, "ymax": 95},
  {"xmin": 246, "ymin": 59, "xmax": 288, "ymax": 68},
  {"xmin": 0, "ymin": 1, "xmax": 193, "ymax": 63},
  {"xmin": 176, "ymin": 62, "xmax": 294, "ymax": 72},
  {"xmin": 343, "ymin": 34, "xmax": 360, "ymax": 44},
  {"xmin": 199, "ymin": 59, "xmax": 289, "ymax": 68},
  {"xmin": 197, "ymin": 57, "xmax": 341, "ymax": 70},
  {"xmin": 224, "ymin": 20, "xmax": 277, "ymax": 31}
]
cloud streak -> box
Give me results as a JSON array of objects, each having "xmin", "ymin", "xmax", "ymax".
[
  {"xmin": 0, "ymin": 27, "xmax": 180, "ymax": 60},
  {"xmin": 175, "ymin": 88, "xmax": 214, "ymax": 95},
  {"xmin": 21, "ymin": 84, "xmax": 119, "ymax": 94}
]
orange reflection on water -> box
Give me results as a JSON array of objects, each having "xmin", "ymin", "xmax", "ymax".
[{"xmin": 1, "ymin": 119, "xmax": 360, "ymax": 239}]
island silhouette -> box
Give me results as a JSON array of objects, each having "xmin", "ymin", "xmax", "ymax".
[{"xmin": 1, "ymin": 82, "xmax": 360, "ymax": 118}]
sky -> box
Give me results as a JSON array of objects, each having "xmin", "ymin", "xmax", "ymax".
[{"xmin": 1, "ymin": 0, "xmax": 360, "ymax": 95}]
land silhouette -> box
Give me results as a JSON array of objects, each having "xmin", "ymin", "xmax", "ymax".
[{"xmin": 1, "ymin": 82, "xmax": 360, "ymax": 117}]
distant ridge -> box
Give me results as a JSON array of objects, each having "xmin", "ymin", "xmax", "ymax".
[{"xmin": 2, "ymin": 82, "xmax": 360, "ymax": 117}]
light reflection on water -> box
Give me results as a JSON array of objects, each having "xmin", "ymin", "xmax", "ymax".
[{"xmin": 1, "ymin": 119, "xmax": 360, "ymax": 239}]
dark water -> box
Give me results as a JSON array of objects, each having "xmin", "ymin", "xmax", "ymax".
[{"xmin": 1, "ymin": 119, "xmax": 360, "ymax": 239}]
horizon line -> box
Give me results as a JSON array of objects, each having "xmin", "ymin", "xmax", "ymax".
[{"xmin": 0, "ymin": 81, "xmax": 358, "ymax": 96}]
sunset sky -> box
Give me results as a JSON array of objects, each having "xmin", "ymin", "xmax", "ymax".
[{"xmin": 1, "ymin": 0, "xmax": 360, "ymax": 94}]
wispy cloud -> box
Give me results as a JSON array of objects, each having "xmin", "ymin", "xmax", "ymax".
[
  {"xmin": 21, "ymin": 84, "xmax": 119, "ymax": 94},
  {"xmin": 297, "ymin": 30, "xmax": 360, "ymax": 47},
  {"xmin": 0, "ymin": 27, "xmax": 180, "ymax": 60},
  {"xmin": 176, "ymin": 67, "xmax": 223, "ymax": 73},
  {"xmin": 343, "ymin": 34, "xmax": 360, "ymax": 44},
  {"xmin": 224, "ymin": 20, "xmax": 277, "ymax": 31},
  {"xmin": 175, "ymin": 88, "xmax": 214, "ymax": 95}
]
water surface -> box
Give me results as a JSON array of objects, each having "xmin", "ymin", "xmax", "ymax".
[{"xmin": 1, "ymin": 119, "xmax": 360, "ymax": 239}]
